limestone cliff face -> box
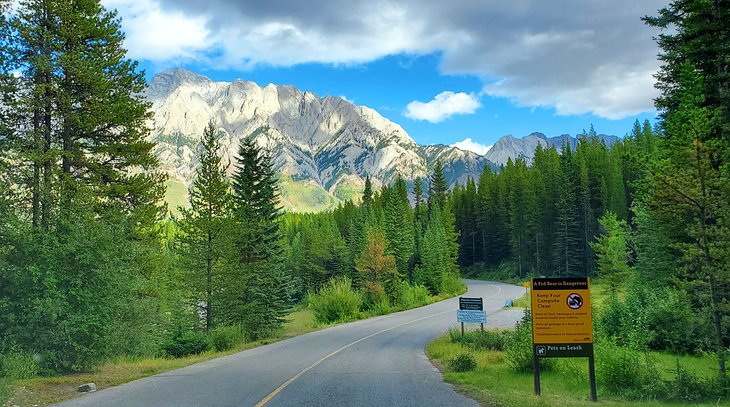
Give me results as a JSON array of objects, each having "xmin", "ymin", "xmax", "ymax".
[{"xmin": 146, "ymin": 69, "xmax": 495, "ymax": 210}]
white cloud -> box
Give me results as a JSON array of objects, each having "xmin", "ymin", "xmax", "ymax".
[
  {"xmin": 405, "ymin": 91, "xmax": 481, "ymax": 123},
  {"xmin": 451, "ymin": 138, "xmax": 492, "ymax": 156},
  {"xmin": 101, "ymin": 0, "xmax": 666, "ymax": 119},
  {"xmin": 102, "ymin": 0, "xmax": 210, "ymax": 62}
]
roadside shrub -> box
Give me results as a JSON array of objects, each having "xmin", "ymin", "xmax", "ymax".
[
  {"xmin": 599, "ymin": 283, "xmax": 714, "ymax": 355},
  {"xmin": 470, "ymin": 330, "xmax": 506, "ymax": 351},
  {"xmin": 504, "ymin": 310, "xmax": 554, "ymax": 372},
  {"xmin": 595, "ymin": 340, "xmax": 665, "ymax": 399},
  {"xmin": 449, "ymin": 328, "xmax": 505, "ymax": 351},
  {"xmin": 440, "ymin": 273, "xmax": 465, "ymax": 295},
  {"xmin": 361, "ymin": 281, "xmax": 388, "ymax": 311},
  {"xmin": 210, "ymin": 325, "xmax": 245, "ymax": 352},
  {"xmin": 0, "ymin": 351, "xmax": 38, "ymax": 380},
  {"xmin": 397, "ymin": 283, "xmax": 429, "ymax": 308},
  {"xmin": 0, "ymin": 379, "xmax": 12, "ymax": 406},
  {"xmin": 307, "ymin": 277, "xmax": 362, "ymax": 324},
  {"xmin": 669, "ymin": 361, "xmax": 720, "ymax": 402},
  {"xmin": 646, "ymin": 290, "xmax": 714, "ymax": 354},
  {"xmin": 162, "ymin": 331, "xmax": 211, "ymax": 358},
  {"xmin": 448, "ymin": 352, "xmax": 477, "ymax": 372},
  {"xmin": 370, "ymin": 295, "xmax": 391, "ymax": 315}
]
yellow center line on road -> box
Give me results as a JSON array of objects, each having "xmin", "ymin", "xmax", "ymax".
[{"xmin": 254, "ymin": 284, "xmax": 503, "ymax": 407}]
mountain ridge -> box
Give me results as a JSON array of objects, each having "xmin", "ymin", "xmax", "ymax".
[
  {"xmin": 146, "ymin": 69, "xmax": 496, "ymax": 211},
  {"xmin": 146, "ymin": 69, "xmax": 619, "ymax": 211}
]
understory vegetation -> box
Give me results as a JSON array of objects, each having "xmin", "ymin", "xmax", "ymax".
[
  {"xmin": 429, "ymin": 325, "xmax": 727, "ymax": 406},
  {"xmin": 0, "ymin": 0, "xmax": 729, "ymax": 405},
  {"xmin": 0, "ymin": 1, "xmax": 463, "ymax": 404}
]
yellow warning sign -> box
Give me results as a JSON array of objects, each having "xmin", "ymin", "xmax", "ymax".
[{"xmin": 531, "ymin": 278, "xmax": 593, "ymax": 345}]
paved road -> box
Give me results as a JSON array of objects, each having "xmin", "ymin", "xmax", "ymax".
[{"xmin": 53, "ymin": 280, "xmax": 525, "ymax": 407}]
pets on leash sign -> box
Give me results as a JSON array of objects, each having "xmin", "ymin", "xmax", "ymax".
[{"xmin": 531, "ymin": 277, "xmax": 596, "ymax": 401}]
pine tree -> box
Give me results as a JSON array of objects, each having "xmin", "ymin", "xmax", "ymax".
[
  {"xmin": 430, "ymin": 159, "xmax": 448, "ymax": 210},
  {"xmin": 417, "ymin": 206, "xmax": 448, "ymax": 294},
  {"xmin": 177, "ymin": 121, "xmax": 231, "ymax": 332},
  {"xmin": 356, "ymin": 228, "xmax": 399, "ymax": 301},
  {"xmin": 384, "ymin": 176, "xmax": 414, "ymax": 280},
  {"xmin": 228, "ymin": 131, "xmax": 290, "ymax": 339},
  {"xmin": 2, "ymin": 0, "xmax": 164, "ymax": 229},
  {"xmin": 640, "ymin": 64, "xmax": 730, "ymax": 379},
  {"xmin": 591, "ymin": 212, "xmax": 632, "ymax": 292},
  {"xmin": 362, "ymin": 176, "xmax": 373, "ymax": 206},
  {"xmin": 554, "ymin": 144, "xmax": 582, "ymax": 276},
  {"xmin": 644, "ymin": 1, "xmax": 730, "ymax": 146}
]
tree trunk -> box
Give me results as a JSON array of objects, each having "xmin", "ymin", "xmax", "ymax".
[{"xmin": 41, "ymin": 71, "xmax": 52, "ymax": 229}]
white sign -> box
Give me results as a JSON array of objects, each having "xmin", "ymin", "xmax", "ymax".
[{"xmin": 457, "ymin": 310, "xmax": 487, "ymax": 323}]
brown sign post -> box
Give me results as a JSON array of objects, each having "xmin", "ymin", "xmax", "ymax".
[{"xmin": 531, "ymin": 277, "xmax": 596, "ymax": 401}]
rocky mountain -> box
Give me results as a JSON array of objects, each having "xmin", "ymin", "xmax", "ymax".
[
  {"xmin": 146, "ymin": 69, "xmax": 496, "ymax": 212},
  {"xmin": 484, "ymin": 132, "xmax": 619, "ymax": 167}
]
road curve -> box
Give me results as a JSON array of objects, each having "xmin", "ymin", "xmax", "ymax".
[{"xmin": 53, "ymin": 280, "xmax": 525, "ymax": 407}]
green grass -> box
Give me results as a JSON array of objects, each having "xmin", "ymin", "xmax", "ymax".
[
  {"xmin": 9, "ymin": 308, "xmax": 321, "ymax": 407},
  {"xmin": 332, "ymin": 180, "xmax": 362, "ymax": 203},
  {"xmin": 8, "ymin": 284, "xmax": 466, "ymax": 407},
  {"xmin": 164, "ymin": 179, "xmax": 189, "ymax": 215},
  {"xmin": 510, "ymin": 291, "xmax": 530, "ymax": 309},
  {"xmin": 427, "ymin": 335, "xmax": 728, "ymax": 407},
  {"xmin": 279, "ymin": 177, "xmax": 339, "ymax": 212}
]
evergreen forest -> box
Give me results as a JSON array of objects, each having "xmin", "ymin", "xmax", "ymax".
[{"xmin": 0, "ymin": 0, "xmax": 729, "ymax": 403}]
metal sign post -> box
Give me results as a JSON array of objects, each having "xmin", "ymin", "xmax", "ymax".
[{"xmin": 531, "ymin": 277, "xmax": 597, "ymax": 402}]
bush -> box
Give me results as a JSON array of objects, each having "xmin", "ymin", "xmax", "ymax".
[
  {"xmin": 504, "ymin": 310, "xmax": 554, "ymax": 372},
  {"xmin": 370, "ymin": 295, "xmax": 391, "ymax": 315},
  {"xmin": 598, "ymin": 281, "xmax": 714, "ymax": 355},
  {"xmin": 669, "ymin": 361, "xmax": 720, "ymax": 402},
  {"xmin": 440, "ymin": 272, "xmax": 466, "ymax": 295},
  {"xmin": 595, "ymin": 340, "xmax": 665, "ymax": 399},
  {"xmin": 162, "ymin": 331, "xmax": 211, "ymax": 358},
  {"xmin": 646, "ymin": 290, "xmax": 714, "ymax": 354},
  {"xmin": 449, "ymin": 328, "xmax": 506, "ymax": 351},
  {"xmin": 448, "ymin": 352, "xmax": 477, "ymax": 372},
  {"xmin": 0, "ymin": 379, "xmax": 12, "ymax": 406},
  {"xmin": 210, "ymin": 326, "xmax": 245, "ymax": 352},
  {"xmin": 0, "ymin": 351, "xmax": 38, "ymax": 380},
  {"xmin": 307, "ymin": 277, "xmax": 362, "ymax": 324},
  {"xmin": 361, "ymin": 281, "xmax": 388, "ymax": 311},
  {"xmin": 397, "ymin": 283, "xmax": 429, "ymax": 308}
]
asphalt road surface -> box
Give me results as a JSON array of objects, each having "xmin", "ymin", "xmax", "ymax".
[{"xmin": 53, "ymin": 280, "xmax": 525, "ymax": 407}]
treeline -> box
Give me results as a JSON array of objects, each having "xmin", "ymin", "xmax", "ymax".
[
  {"xmin": 282, "ymin": 160, "xmax": 463, "ymax": 306},
  {"xmin": 450, "ymin": 124, "xmax": 649, "ymax": 278},
  {"xmin": 0, "ymin": 1, "xmax": 167, "ymax": 372},
  {"xmin": 0, "ymin": 1, "xmax": 292, "ymax": 373}
]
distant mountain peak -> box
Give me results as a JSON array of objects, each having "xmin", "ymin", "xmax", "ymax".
[
  {"xmin": 145, "ymin": 70, "xmax": 496, "ymax": 212},
  {"xmin": 485, "ymin": 132, "xmax": 619, "ymax": 166}
]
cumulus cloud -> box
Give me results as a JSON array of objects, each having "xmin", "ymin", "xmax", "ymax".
[
  {"xmin": 103, "ymin": 0, "xmax": 210, "ymax": 62},
  {"xmin": 451, "ymin": 138, "xmax": 492, "ymax": 156},
  {"xmin": 405, "ymin": 92, "xmax": 481, "ymax": 123},
  {"xmin": 102, "ymin": 0, "xmax": 666, "ymax": 119}
]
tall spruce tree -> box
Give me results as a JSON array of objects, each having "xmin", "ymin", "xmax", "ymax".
[
  {"xmin": 384, "ymin": 176, "xmax": 414, "ymax": 280},
  {"xmin": 229, "ymin": 131, "xmax": 290, "ymax": 339},
  {"xmin": 430, "ymin": 160, "xmax": 448, "ymax": 210},
  {"xmin": 644, "ymin": 1, "xmax": 730, "ymax": 380},
  {"xmin": 2, "ymin": 0, "xmax": 164, "ymax": 229},
  {"xmin": 0, "ymin": 0, "xmax": 165, "ymax": 372},
  {"xmin": 554, "ymin": 144, "xmax": 582, "ymax": 276},
  {"xmin": 640, "ymin": 64, "xmax": 730, "ymax": 380},
  {"xmin": 177, "ymin": 122, "xmax": 231, "ymax": 332}
]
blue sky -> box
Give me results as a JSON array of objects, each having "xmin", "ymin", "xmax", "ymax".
[{"xmin": 106, "ymin": 0, "xmax": 665, "ymax": 152}]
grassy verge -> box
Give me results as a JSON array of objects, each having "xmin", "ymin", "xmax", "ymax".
[
  {"xmin": 6, "ymin": 284, "xmax": 465, "ymax": 407},
  {"xmin": 426, "ymin": 334, "xmax": 728, "ymax": 407},
  {"xmin": 6, "ymin": 308, "xmax": 319, "ymax": 407}
]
